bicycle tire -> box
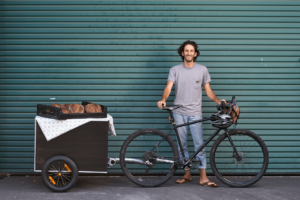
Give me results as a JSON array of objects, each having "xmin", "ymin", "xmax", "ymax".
[
  {"xmin": 41, "ymin": 155, "xmax": 78, "ymax": 192},
  {"xmin": 120, "ymin": 128, "xmax": 179, "ymax": 187},
  {"xmin": 210, "ymin": 129, "xmax": 269, "ymax": 188}
]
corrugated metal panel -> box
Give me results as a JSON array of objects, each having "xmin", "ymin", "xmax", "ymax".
[{"xmin": 0, "ymin": 0, "xmax": 299, "ymax": 174}]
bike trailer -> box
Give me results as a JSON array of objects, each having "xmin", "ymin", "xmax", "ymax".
[{"xmin": 34, "ymin": 115, "xmax": 111, "ymax": 192}]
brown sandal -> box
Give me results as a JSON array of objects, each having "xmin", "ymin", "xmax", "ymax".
[
  {"xmin": 176, "ymin": 177, "xmax": 192, "ymax": 184},
  {"xmin": 199, "ymin": 181, "xmax": 218, "ymax": 187}
]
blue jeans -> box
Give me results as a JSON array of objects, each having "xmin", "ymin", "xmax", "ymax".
[{"xmin": 173, "ymin": 113, "xmax": 206, "ymax": 169}]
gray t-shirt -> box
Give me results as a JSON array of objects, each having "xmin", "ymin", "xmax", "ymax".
[{"xmin": 167, "ymin": 63, "xmax": 211, "ymax": 116}]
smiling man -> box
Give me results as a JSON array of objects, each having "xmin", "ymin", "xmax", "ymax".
[{"xmin": 157, "ymin": 40, "xmax": 225, "ymax": 187}]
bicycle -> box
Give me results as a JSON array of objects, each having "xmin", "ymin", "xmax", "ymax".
[{"xmin": 119, "ymin": 96, "xmax": 269, "ymax": 188}]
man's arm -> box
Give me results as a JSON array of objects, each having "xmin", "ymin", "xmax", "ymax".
[
  {"xmin": 203, "ymin": 82, "xmax": 225, "ymax": 105},
  {"xmin": 157, "ymin": 81, "xmax": 174, "ymax": 109}
]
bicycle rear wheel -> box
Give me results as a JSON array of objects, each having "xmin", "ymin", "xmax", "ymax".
[
  {"xmin": 120, "ymin": 129, "xmax": 179, "ymax": 187},
  {"xmin": 210, "ymin": 129, "xmax": 269, "ymax": 188}
]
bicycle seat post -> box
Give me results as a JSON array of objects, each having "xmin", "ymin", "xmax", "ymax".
[
  {"xmin": 163, "ymin": 105, "xmax": 182, "ymax": 125},
  {"xmin": 168, "ymin": 110, "xmax": 175, "ymax": 125}
]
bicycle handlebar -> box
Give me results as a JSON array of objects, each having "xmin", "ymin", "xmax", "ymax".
[
  {"xmin": 216, "ymin": 96, "xmax": 237, "ymax": 115},
  {"xmin": 217, "ymin": 96, "xmax": 236, "ymax": 108},
  {"xmin": 161, "ymin": 96, "xmax": 237, "ymax": 112}
]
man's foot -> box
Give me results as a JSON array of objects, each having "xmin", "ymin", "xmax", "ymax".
[
  {"xmin": 199, "ymin": 177, "xmax": 210, "ymax": 185},
  {"xmin": 176, "ymin": 177, "xmax": 192, "ymax": 184},
  {"xmin": 199, "ymin": 169, "xmax": 217, "ymax": 187},
  {"xmin": 176, "ymin": 171, "xmax": 192, "ymax": 184},
  {"xmin": 199, "ymin": 181, "xmax": 218, "ymax": 187}
]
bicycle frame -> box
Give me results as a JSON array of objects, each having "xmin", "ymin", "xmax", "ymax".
[{"xmin": 159, "ymin": 110, "xmax": 241, "ymax": 169}]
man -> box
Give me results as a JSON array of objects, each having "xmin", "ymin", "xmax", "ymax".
[{"xmin": 157, "ymin": 40, "xmax": 225, "ymax": 187}]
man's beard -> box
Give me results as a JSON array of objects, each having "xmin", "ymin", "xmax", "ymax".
[{"xmin": 184, "ymin": 57, "xmax": 193, "ymax": 62}]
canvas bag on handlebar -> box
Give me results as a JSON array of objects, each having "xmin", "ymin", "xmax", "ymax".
[{"xmin": 223, "ymin": 104, "xmax": 240, "ymax": 123}]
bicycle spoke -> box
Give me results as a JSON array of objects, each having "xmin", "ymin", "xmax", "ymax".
[
  {"xmin": 62, "ymin": 174, "xmax": 70, "ymax": 182},
  {"xmin": 51, "ymin": 165, "xmax": 58, "ymax": 172}
]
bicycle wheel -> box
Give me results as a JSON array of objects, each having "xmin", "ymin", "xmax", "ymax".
[
  {"xmin": 41, "ymin": 155, "xmax": 78, "ymax": 192},
  {"xmin": 210, "ymin": 129, "xmax": 269, "ymax": 188},
  {"xmin": 120, "ymin": 128, "xmax": 179, "ymax": 187}
]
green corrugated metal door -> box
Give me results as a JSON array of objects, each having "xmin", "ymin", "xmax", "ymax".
[{"xmin": 0, "ymin": 1, "xmax": 299, "ymax": 174}]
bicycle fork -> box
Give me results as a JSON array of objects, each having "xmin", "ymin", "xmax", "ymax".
[{"xmin": 225, "ymin": 130, "xmax": 243, "ymax": 161}]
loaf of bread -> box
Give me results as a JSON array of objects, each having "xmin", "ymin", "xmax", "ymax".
[
  {"xmin": 61, "ymin": 104, "xmax": 71, "ymax": 114},
  {"xmin": 85, "ymin": 103, "xmax": 102, "ymax": 113},
  {"xmin": 69, "ymin": 103, "xmax": 84, "ymax": 113},
  {"xmin": 46, "ymin": 103, "xmax": 102, "ymax": 114},
  {"xmin": 50, "ymin": 103, "xmax": 61, "ymax": 108},
  {"xmin": 46, "ymin": 103, "xmax": 60, "ymax": 112}
]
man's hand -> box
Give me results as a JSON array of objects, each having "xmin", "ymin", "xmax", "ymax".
[
  {"xmin": 157, "ymin": 101, "xmax": 166, "ymax": 110},
  {"xmin": 204, "ymin": 83, "xmax": 226, "ymax": 105},
  {"xmin": 217, "ymin": 99, "xmax": 226, "ymax": 105}
]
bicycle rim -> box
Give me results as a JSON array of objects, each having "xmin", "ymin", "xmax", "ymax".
[
  {"xmin": 211, "ymin": 129, "xmax": 268, "ymax": 187},
  {"xmin": 120, "ymin": 129, "xmax": 178, "ymax": 187}
]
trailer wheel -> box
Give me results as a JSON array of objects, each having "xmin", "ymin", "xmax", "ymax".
[{"xmin": 41, "ymin": 155, "xmax": 78, "ymax": 192}]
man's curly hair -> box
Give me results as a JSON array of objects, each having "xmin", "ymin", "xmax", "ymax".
[{"xmin": 177, "ymin": 40, "xmax": 200, "ymax": 61}]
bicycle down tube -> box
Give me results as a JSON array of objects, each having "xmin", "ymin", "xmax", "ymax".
[{"xmin": 171, "ymin": 116, "xmax": 222, "ymax": 167}]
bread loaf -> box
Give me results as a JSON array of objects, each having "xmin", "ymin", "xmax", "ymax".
[
  {"xmin": 85, "ymin": 103, "xmax": 102, "ymax": 113},
  {"xmin": 50, "ymin": 103, "xmax": 60, "ymax": 108},
  {"xmin": 69, "ymin": 103, "xmax": 84, "ymax": 113},
  {"xmin": 46, "ymin": 103, "xmax": 102, "ymax": 114},
  {"xmin": 61, "ymin": 104, "xmax": 71, "ymax": 114},
  {"xmin": 46, "ymin": 103, "xmax": 60, "ymax": 112}
]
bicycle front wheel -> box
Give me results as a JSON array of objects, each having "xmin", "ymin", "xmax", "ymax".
[
  {"xmin": 120, "ymin": 129, "xmax": 179, "ymax": 187},
  {"xmin": 210, "ymin": 129, "xmax": 269, "ymax": 188}
]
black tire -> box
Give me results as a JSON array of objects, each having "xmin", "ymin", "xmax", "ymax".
[
  {"xmin": 41, "ymin": 155, "xmax": 79, "ymax": 192},
  {"xmin": 120, "ymin": 129, "xmax": 179, "ymax": 187},
  {"xmin": 210, "ymin": 129, "xmax": 269, "ymax": 188}
]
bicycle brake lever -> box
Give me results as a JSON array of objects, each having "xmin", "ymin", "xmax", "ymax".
[{"xmin": 217, "ymin": 101, "xmax": 226, "ymax": 110}]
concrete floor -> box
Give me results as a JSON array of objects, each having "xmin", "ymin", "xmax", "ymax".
[{"xmin": 0, "ymin": 176, "xmax": 299, "ymax": 200}]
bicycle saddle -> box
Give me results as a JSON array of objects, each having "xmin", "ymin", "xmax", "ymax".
[{"xmin": 163, "ymin": 105, "xmax": 182, "ymax": 111}]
